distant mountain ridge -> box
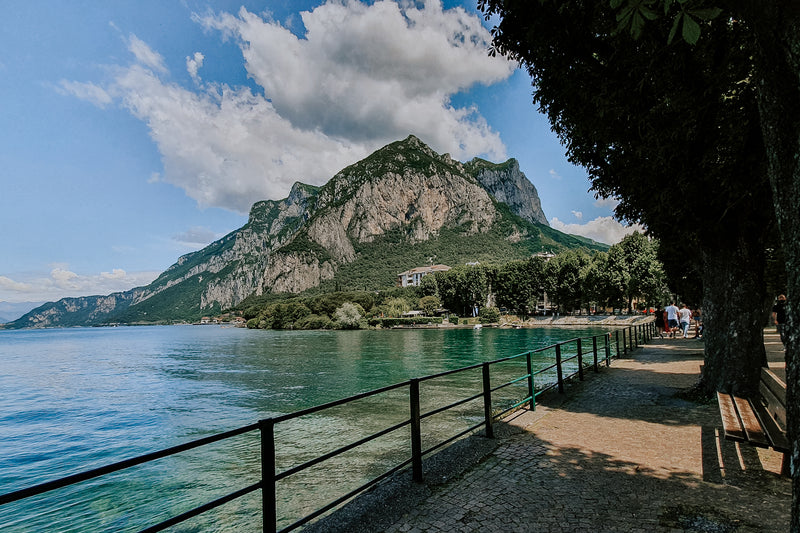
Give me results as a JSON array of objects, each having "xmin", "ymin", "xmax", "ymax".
[
  {"xmin": 0, "ymin": 301, "xmax": 45, "ymax": 324},
  {"xmin": 4, "ymin": 136, "xmax": 603, "ymax": 329}
]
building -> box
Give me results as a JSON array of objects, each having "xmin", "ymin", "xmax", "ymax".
[{"xmin": 397, "ymin": 264, "xmax": 451, "ymax": 287}]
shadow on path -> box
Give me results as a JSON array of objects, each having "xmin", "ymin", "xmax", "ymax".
[{"xmin": 308, "ymin": 336, "xmax": 791, "ymax": 533}]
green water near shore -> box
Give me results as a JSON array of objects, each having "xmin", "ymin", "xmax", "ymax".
[{"xmin": 0, "ymin": 325, "xmax": 616, "ymax": 532}]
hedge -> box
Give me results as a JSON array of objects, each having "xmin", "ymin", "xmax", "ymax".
[{"xmin": 368, "ymin": 317, "xmax": 444, "ymax": 327}]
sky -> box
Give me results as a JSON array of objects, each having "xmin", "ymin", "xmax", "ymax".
[{"xmin": 0, "ymin": 0, "xmax": 642, "ymax": 309}]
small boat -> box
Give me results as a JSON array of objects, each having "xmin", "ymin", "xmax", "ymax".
[{"xmin": 473, "ymin": 324, "xmax": 482, "ymax": 330}]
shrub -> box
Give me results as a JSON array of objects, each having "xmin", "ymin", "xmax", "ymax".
[
  {"xmin": 333, "ymin": 302, "xmax": 365, "ymax": 329},
  {"xmin": 479, "ymin": 306, "xmax": 501, "ymax": 324},
  {"xmin": 367, "ymin": 317, "xmax": 443, "ymax": 327},
  {"xmin": 382, "ymin": 297, "xmax": 411, "ymax": 318},
  {"xmin": 265, "ymin": 301, "xmax": 311, "ymax": 329},
  {"xmin": 295, "ymin": 314, "xmax": 332, "ymax": 330}
]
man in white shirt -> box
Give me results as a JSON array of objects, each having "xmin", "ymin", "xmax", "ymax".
[
  {"xmin": 665, "ymin": 302, "xmax": 680, "ymax": 338},
  {"xmin": 678, "ymin": 304, "xmax": 693, "ymax": 338}
]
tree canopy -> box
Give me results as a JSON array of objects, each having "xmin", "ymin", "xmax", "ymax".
[
  {"xmin": 479, "ymin": 0, "xmax": 800, "ymax": 523},
  {"xmin": 478, "ymin": 0, "xmax": 774, "ymax": 396}
]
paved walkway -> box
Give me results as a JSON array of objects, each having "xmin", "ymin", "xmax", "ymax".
[{"xmin": 371, "ymin": 331, "xmax": 791, "ymax": 532}]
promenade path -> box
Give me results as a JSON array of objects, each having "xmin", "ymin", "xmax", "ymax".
[{"xmin": 320, "ymin": 330, "xmax": 791, "ymax": 532}]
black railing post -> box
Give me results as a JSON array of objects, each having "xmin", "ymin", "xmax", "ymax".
[
  {"xmin": 622, "ymin": 328, "xmax": 627, "ymax": 355},
  {"xmin": 615, "ymin": 330, "xmax": 620, "ymax": 358},
  {"xmin": 592, "ymin": 336, "xmax": 598, "ymax": 373},
  {"xmin": 482, "ymin": 363, "xmax": 494, "ymax": 438},
  {"xmin": 526, "ymin": 351, "xmax": 535, "ymax": 410},
  {"xmin": 555, "ymin": 344, "xmax": 564, "ymax": 394},
  {"xmin": 577, "ymin": 338, "xmax": 584, "ymax": 381},
  {"xmin": 259, "ymin": 419, "xmax": 277, "ymax": 533},
  {"xmin": 629, "ymin": 326, "xmax": 635, "ymax": 351},
  {"xmin": 410, "ymin": 379, "xmax": 423, "ymax": 482},
  {"xmin": 605, "ymin": 333, "xmax": 611, "ymax": 367}
]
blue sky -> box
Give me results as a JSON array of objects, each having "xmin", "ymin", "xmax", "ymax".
[{"xmin": 0, "ymin": 0, "xmax": 638, "ymax": 308}]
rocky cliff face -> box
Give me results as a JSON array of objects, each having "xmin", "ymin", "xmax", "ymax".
[
  {"xmin": 467, "ymin": 158, "xmax": 549, "ymax": 226},
  {"xmin": 259, "ymin": 136, "xmax": 501, "ymax": 294},
  {"xmin": 5, "ymin": 136, "xmax": 562, "ymax": 328}
]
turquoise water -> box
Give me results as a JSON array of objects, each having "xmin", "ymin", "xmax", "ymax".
[{"xmin": 0, "ymin": 325, "xmax": 613, "ymax": 532}]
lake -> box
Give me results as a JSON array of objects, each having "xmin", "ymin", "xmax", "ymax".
[{"xmin": 0, "ymin": 324, "xmax": 614, "ymax": 532}]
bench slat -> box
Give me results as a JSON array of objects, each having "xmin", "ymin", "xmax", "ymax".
[
  {"xmin": 759, "ymin": 380, "xmax": 787, "ymax": 427},
  {"xmin": 760, "ymin": 368, "xmax": 787, "ymax": 405},
  {"xmin": 717, "ymin": 392, "xmax": 746, "ymax": 442},
  {"xmin": 751, "ymin": 398, "xmax": 790, "ymax": 453},
  {"xmin": 732, "ymin": 396, "xmax": 770, "ymax": 448}
]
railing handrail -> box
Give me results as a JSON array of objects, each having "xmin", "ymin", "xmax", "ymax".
[{"xmin": 0, "ymin": 323, "xmax": 654, "ymax": 533}]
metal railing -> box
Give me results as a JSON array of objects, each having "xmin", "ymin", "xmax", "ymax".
[{"xmin": 0, "ymin": 322, "xmax": 654, "ymax": 532}]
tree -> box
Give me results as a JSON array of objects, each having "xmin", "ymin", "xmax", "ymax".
[
  {"xmin": 419, "ymin": 274, "xmax": 438, "ymax": 297},
  {"xmin": 623, "ymin": 3, "xmax": 800, "ymax": 520},
  {"xmin": 494, "ymin": 257, "xmax": 546, "ymax": 317},
  {"xmin": 478, "ymin": 0, "xmax": 773, "ymax": 397},
  {"xmin": 333, "ymin": 302, "xmax": 364, "ymax": 329},
  {"xmin": 435, "ymin": 265, "xmax": 490, "ymax": 316},
  {"xmin": 581, "ymin": 250, "xmax": 625, "ymax": 308},
  {"xmin": 479, "ymin": 1, "xmax": 800, "ymax": 523},
  {"xmin": 545, "ymin": 250, "xmax": 591, "ymax": 314},
  {"xmin": 262, "ymin": 301, "xmax": 311, "ymax": 329},
  {"xmin": 419, "ymin": 295, "xmax": 441, "ymax": 316},
  {"xmin": 383, "ymin": 297, "xmax": 411, "ymax": 318},
  {"xmin": 612, "ymin": 233, "xmax": 668, "ymax": 311}
]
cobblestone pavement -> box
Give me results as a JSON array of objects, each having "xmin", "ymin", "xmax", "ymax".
[{"xmin": 373, "ymin": 332, "xmax": 791, "ymax": 533}]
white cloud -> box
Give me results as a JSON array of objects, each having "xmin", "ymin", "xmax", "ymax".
[
  {"xmin": 550, "ymin": 216, "xmax": 646, "ymax": 245},
  {"xmin": 571, "ymin": 210, "xmax": 583, "ymax": 220},
  {"xmin": 0, "ymin": 268, "xmax": 160, "ymax": 303},
  {"xmin": 172, "ymin": 226, "xmax": 219, "ymax": 247},
  {"xmin": 127, "ymin": 34, "xmax": 167, "ymax": 73},
  {"xmin": 65, "ymin": 0, "xmax": 514, "ymax": 214},
  {"xmin": 549, "ymin": 169, "xmax": 562, "ymax": 180},
  {"xmin": 186, "ymin": 52, "xmax": 204, "ymax": 84},
  {"xmin": 57, "ymin": 80, "xmax": 113, "ymax": 108},
  {"xmin": 100, "ymin": 268, "xmax": 128, "ymax": 280},
  {"xmin": 0, "ymin": 276, "xmax": 33, "ymax": 293},
  {"xmin": 594, "ymin": 196, "xmax": 619, "ymax": 209}
]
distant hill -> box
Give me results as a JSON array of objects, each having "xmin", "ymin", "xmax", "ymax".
[
  {"xmin": 4, "ymin": 136, "xmax": 604, "ymax": 329},
  {"xmin": 0, "ymin": 301, "xmax": 45, "ymax": 324}
]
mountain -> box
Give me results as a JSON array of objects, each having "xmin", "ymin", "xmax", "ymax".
[
  {"xmin": 0, "ymin": 301, "xmax": 45, "ymax": 324},
  {"xmin": 4, "ymin": 136, "xmax": 604, "ymax": 329}
]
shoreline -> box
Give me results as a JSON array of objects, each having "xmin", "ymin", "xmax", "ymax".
[{"xmin": 391, "ymin": 315, "xmax": 655, "ymax": 329}]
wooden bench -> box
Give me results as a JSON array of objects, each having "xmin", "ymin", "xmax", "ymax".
[{"xmin": 717, "ymin": 367, "xmax": 789, "ymax": 475}]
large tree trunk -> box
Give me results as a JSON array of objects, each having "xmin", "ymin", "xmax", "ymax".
[
  {"xmin": 700, "ymin": 242, "xmax": 768, "ymax": 396},
  {"xmin": 747, "ymin": 1, "xmax": 800, "ymax": 528}
]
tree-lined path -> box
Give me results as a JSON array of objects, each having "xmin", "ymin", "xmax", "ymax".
[{"xmin": 326, "ymin": 332, "xmax": 790, "ymax": 532}]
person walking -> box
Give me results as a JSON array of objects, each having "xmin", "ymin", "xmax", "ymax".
[
  {"xmin": 678, "ymin": 303, "xmax": 692, "ymax": 338},
  {"xmin": 665, "ymin": 302, "xmax": 680, "ymax": 338},
  {"xmin": 692, "ymin": 308, "xmax": 703, "ymax": 338},
  {"xmin": 654, "ymin": 307, "xmax": 667, "ymax": 338},
  {"xmin": 773, "ymin": 294, "xmax": 787, "ymax": 347}
]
